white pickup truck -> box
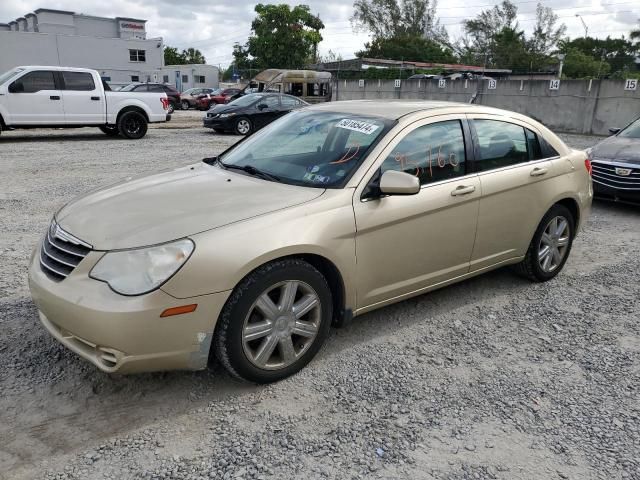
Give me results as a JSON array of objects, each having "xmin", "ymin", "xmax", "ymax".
[{"xmin": 0, "ymin": 66, "xmax": 170, "ymax": 139}]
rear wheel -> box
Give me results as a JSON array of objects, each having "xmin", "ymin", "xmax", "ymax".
[
  {"xmin": 167, "ymin": 102, "xmax": 175, "ymax": 114},
  {"xmin": 214, "ymin": 259, "xmax": 332, "ymax": 383},
  {"xmin": 117, "ymin": 111, "xmax": 148, "ymax": 139},
  {"xmin": 514, "ymin": 204, "xmax": 575, "ymax": 282},
  {"xmin": 99, "ymin": 125, "xmax": 119, "ymax": 137},
  {"xmin": 181, "ymin": 100, "xmax": 190, "ymax": 110},
  {"xmin": 234, "ymin": 117, "xmax": 252, "ymax": 135}
]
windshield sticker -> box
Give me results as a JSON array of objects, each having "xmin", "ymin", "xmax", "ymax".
[
  {"xmin": 336, "ymin": 119, "xmax": 379, "ymax": 135},
  {"xmin": 303, "ymin": 172, "xmax": 331, "ymax": 184}
]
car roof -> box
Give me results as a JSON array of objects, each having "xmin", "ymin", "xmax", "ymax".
[{"xmin": 306, "ymin": 100, "xmax": 518, "ymax": 120}]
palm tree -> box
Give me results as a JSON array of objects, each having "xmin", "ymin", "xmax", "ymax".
[{"xmin": 631, "ymin": 20, "xmax": 640, "ymax": 44}]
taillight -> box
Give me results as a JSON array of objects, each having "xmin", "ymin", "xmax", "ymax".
[
  {"xmin": 160, "ymin": 97, "xmax": 169, "ymax": 110},
  {"xmin": 584, "ymin": 158, "xmax": 592, "ymax": 176}
]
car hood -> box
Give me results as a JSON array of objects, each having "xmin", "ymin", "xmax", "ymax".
[
  {"xmin": 591, "ymin": 136, "xmax": 640, "ymax": 165},
  {"xmin": 56, "ymin": 163, "xmax": 324, "ymax": 250}
]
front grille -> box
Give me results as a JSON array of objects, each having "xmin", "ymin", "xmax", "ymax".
[
  {"xmin": 592, "ymin": 161, "xmax": 640, "ymax": 191},
  {"xmin": 40, "ymin": 222, "xmax": 91, "ymax": 282}
]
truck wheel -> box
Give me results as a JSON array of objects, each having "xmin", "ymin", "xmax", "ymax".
[
  {"xmin": 181, "ymin": 100, "xmax": 190, "ymax": 110},
  {"xmin": 117, "ymin": 111, "xmax": 148, "ymax": 139},
  {"xmin": 99, "ymin": 125, "xmax": 119, "ymax": 137}
]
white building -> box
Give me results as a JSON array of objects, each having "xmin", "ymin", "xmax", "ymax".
[{"xmin": 0, "ymin": 8, "xmax": 218, "ymax": 90}]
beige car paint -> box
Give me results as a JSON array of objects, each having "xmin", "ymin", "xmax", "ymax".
[{"xmin": 28, "ymin": 101, "xmax": 593, "ymax": 373}]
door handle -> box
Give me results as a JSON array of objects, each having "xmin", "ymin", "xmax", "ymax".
[
  {"xmin": 49, "ymin": 95, "xmax": 60, "ymax": 100},
  {"xmin": 530, "ymin": 167, "xmax": 548, "ymax": 177},
  {"xmin": 91, "ymin": 96, "xmax": 100, "ymax": 101},
  {"xmin": 451, "ymin": 185, "xmax": 476, "ymax": 196}
]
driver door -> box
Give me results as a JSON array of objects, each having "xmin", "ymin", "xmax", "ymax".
[
  {"xmin": 353, "ymin": 116, "xmax": 481, "ymax": 311},
  {"xmin": 253, "ymin": 96, "xmax": 281, "ymax": 128},
  {"xmin": 5, "ymin": 70, "xmax": 65, "ymax": 125}
]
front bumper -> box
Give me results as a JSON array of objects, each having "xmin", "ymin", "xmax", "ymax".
[
  {"xmin": 591, "ymin": 160, "xmax": 640, "ymax": 205},
  {"xmin": 28, "ymin": 244, "xmax": 231, "ymax": 374},
  {"xmin": 203, "ymin": 116, "xmax": 234, "ymax": 130}
]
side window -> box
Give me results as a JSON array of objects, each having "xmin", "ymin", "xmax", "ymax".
[
  {"xmin": 262, "ymin": 96, "xmax": 280, "ymax": 108},
  {"xmin": 540, "ymin": 136, "xmax": 560, "ymax": 158},
  {"xmin": 525, "ymin": 129, "xmax": 543, "ymax": 160},
  {"xmin": 280, "ymin": 96, "xmax": 298, "ymax": 108},
  {"xmin": 62, "ymin": 72, "xmax": 95, "ymax": 91},
  {"xmin": 380, "ymin": 120, "xmax": 467, "ymax": 186},
  {"xmin": 10, "ymin": 70, "xmax": 56, "ymax": 93},
  {"xmin": 473, "ymin": 120, "xmax": 528, "ymax": 172},
  {"xmin": 148, "ymin": 84, "xmax": 164, "ymax": 92}
]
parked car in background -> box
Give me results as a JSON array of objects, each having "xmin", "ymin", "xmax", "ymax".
[
  {"xmin": 203, "ymin": 93, "xmax": 308, "ymax": 135},
  {"xmin": 587, "ymin": 116, "xmax": 640, "ymax": 205},
  {"xmin": 0, "ymin": 66, "xmax": 170, "ymax": 139},
  {"xmin": 180, "ymin": 88, "xmax": 217, "ymax": 110},
  {"xmin": 195, "ymin": 89, "xmax": 222, "ymax": 110},
  {"xmin": 119, "ymin": 82, "xmax": 181, "ymax": 114},
  {"xmin": 209, "ymin": 88, "xmax": 243, "ymax": 105},
  {"xmin": 29, "ymin": 101, "xmax": 591, "ymax": 382}
]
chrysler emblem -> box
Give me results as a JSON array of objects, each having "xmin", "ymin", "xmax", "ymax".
[{"xmin": 615, "ymin": 167, "xmax": 632, "ymax": 176}]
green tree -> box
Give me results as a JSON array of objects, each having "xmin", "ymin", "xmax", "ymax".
[
  {"xmin": 631, "ymin": 20, "xmax": 640, "ymax": 44},
  {"xmin": 527, "ymin": 4, "xmax": 566, "ymax": 69},
  {"xmin": 351, "ymin": 0, "xmax": 448, "ymax": 44},
  {"xmin": 462, "ymin": 0, "xmax": 518, "ymax": 57},
  {"xmin": 562, "ymin": 48, "xmax": 610, "ymax": 78},
  {"xmin": 492, "ymin": 27, "xmax": 531, "ymax": 72},
  {"xmin": 164, "ymin": 46, "xmax": 186, "ymax": 65},
  {"xmin": 357, "ymin": 34, "xmax": 455, "ymax": 63},
  {"xmin": 182, "ymin": 48, "xmax": 206, "ymax": 64},
  {"xmin": 239, "ymin": 4, "xmax": 324, "ymax": 69},
  {"xmin": 558, "ymin": 36, "xmax": 638, "ymax": 76}
]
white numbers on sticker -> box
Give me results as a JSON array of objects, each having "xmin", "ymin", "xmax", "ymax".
[
  {"xmin": 488, "ymin": 79, "xmax": 497, "ymax": 90},
  {"xmin": 549, "ymin": 79, "xmax": 560, "ymax": 90},
  {"xmin": 358, "ymin": 79, "xmax": 365, "ymax": 88},
  {"xmin": 624, "ymin": 79, "xmax": 638, "ymax": 91},
  {"xmin": 394, "ymin": 79, "xmax": 401, "ymax": 88},
  {"xmin": 438, "ymin": 79, "xmax": 446, "ymax": 88}
]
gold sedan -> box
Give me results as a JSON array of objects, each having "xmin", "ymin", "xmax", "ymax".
[{"xmin": 29, "ymin": 101, "xmax": 593, "ymax": 383}]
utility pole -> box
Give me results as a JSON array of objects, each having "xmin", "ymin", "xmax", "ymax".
[
  {"xmin": 597, "ymin": 49, "xmax": 607, "ymax": 78},
  {"xmin": 575, "ymin": 14, "xmax": 588, "ymax": 37},
  {"xmin": 557, "ymin": 54, "xmax": 566, "ymax": 79}
]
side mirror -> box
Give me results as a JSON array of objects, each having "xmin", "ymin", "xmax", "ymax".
[
  {"xmin": 608, "ymin": 127, "xmax": 621, "ymax": 135},
  {"xmin": 379, "ymin": 170, "xmax": 420, "ymax": 196}
]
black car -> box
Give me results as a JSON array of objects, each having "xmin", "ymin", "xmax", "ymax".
[
  {"xmin": 203, "ymin": 93, "xmax": 308, "ymax": 135},
  {"xmin": 588, "ymin": 116, "xmax": 640, "ymax": 205},
  {"xmin": 120, "ymin": 83, "xmax": 181, "ymax": 114}
]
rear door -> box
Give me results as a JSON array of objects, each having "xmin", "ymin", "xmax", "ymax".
[
  {"xmin": 5, "ymin": 70, "xmax": 65, "ymax": 125},
  {"xmin": 468, "ymin": 116, "xmax": 561, "ymax": 271},
  {"xmin": 60, "ymin": 71, "xmax": 104, "ymax": 124}
]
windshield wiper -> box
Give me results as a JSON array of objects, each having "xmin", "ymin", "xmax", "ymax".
[{"xmin": 218, "ymin": 160, "xmax": 282, "ymax": 182}]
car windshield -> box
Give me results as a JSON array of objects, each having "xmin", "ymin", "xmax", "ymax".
[
  {"xmin": 0, "ymin": 67, "xmax": 25, "ymax": 85},
  {"xmin": 227, "ymin": 94, "xmax": 262, "ymax": 107},
  {"xmin": 218, "ymin": 110, "xmax": 392, "ymax": 188},
  {"xmin": 619, "ymin": 118, "xmax": 640, "ymax": 139}
]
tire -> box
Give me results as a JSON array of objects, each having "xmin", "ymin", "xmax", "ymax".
[
  {"xmin": 234, "ymin": 117, "xmax": 252, "ymax": 135},
  {"xmin": 99, "ymin": 125, "xmax": 119, "ymax": 137},
  {"xmin": 181, "ymin": 100, "xmax": 190, "ymax": 110},
  {"xmin": 514, "ymin": 204, "xmax": 575, "ymax": 282},
  {"xmin": 117, "ymin": 110, "xmax": 148, "ymax": 139},
  {"xmin": 167, "ymin": 102, "xmax": 175, "ymax": 114},
  {"xmin": 214, "ymin": 259, "xmax": 333, "ymax": 383}
]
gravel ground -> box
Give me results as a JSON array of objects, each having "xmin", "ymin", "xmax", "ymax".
[{"xmin": 0, "ymin": 114, "xmax": 639, "ymax": 480}]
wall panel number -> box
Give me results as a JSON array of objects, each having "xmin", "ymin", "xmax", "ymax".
[
  {"xmin": 438, "ymin": 79, "xmax": 446, "ymax": 88},
  {"xmin": 358, "ymin": 79, "xmax": 365, "ymax": 88},
  {"xmin": 394, "ymin": 79, "xmax": 401, "ymax": 88},
  {"xmin": 549, "ymin": 79, "xmax": 560, "ymax": 90},
  {"xmin": 624, "ymin": 79, "xmax": 638, "ymax": 91},
  {"xmin": 488, "ymin": 79, "xmax": 497, "ymax": 90}
]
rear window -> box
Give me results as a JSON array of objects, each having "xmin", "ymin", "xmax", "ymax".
[{"xmin": 62, "ymin": 72, "xmax": 95, "ymax": 91}]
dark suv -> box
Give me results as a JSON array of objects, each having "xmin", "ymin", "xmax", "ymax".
[{"xmin": 120, "ymin": 83, "xmax": 181, "ymax": 113}]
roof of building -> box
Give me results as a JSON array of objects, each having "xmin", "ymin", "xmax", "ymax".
[{"xmin": 34, "ymin": 8, "xmax": 75, "ymax": 15}]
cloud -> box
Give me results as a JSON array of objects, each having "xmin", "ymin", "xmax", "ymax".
[{"xmin": 1, "ymin": 0, "xmax": 638, "ymax": 67}]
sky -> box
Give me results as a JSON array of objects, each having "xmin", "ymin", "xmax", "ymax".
[{"xmin": 1, "ymin": 0, "xmax": 639, "ymax": 68}]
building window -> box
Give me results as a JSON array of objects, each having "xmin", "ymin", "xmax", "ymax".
[
  {"xmin": 163, "ymin": 75, "xmax": 169, "ymax": 83},
  {"xmin": 181, "ymin": 74, "xmax": 189, "ymax": 83},
  {"xmin": 195, "ymin": 75, "xmax": 206, "ymax": 84},
  {"xmin": 129, "ymin": 49, "xmax": 146, "ymax": 62},
  {"xmin": 131, "ymin": 75, "xmax": 139, "ymax": 82}
]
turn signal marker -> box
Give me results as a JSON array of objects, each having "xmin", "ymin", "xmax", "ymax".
[{"xmin": 160, "ymin": 304, "xmax": 198, "ymax": 317}]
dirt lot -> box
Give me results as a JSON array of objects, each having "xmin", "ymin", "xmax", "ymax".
[{"xmin": 0, "ymin": 114, "xmax": 639, "ymax": 480}]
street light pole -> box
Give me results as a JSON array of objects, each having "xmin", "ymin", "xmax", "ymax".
[{"xmin": 575, "ymin": 14, "xmax": 588, "ymax": 37}]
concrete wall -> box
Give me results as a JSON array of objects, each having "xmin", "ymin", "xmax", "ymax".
[{"xmin": 332, "ymin": 78, "xmax": 640, "ymax": 135}]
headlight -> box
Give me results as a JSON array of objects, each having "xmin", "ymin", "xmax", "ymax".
[
  {"xmin": 90, "ymin": 239, "xmax": 194, "ymax": 296},
  {"xmin": 219, "ymin": 113, "xmax": 236, "ymax": 118}
]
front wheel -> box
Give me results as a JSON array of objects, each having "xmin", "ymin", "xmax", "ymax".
[
  {"xmin": 213, "ymin": 259, "xmax": 332, "ymax": 383},
  {"xmin": 181, "ymin": 100, "xmax": 190, "ymax": 110},
  {"xmin": 167, "ymin": 102, "xmax": 175, "ymax": 114},
  {"xmin": 117, "ymin": 111, "xmax": 148, "ymax": 139},
  {"xmin": 99, "ymin": 125, "xmax": 119, "ymax": 137},
  {"xmin": 234, "ymin": 117, "xmax": 252, "ymax": 135},
  {"xmin": 514, "ymin": 204, "xmax": 575, "ymax": 282}
]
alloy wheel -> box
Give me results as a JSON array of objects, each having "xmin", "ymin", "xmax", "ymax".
[
  {"xmin": 538, "ymin": 215, "xmax": 570, "ymax": 273},
  {"xmin": 237, "ymin": 119, "xmax": 251, "ymax": 135},
  {"xmin": 242, "ymin": 280, "xmax": 321, "ymax": 370}
]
